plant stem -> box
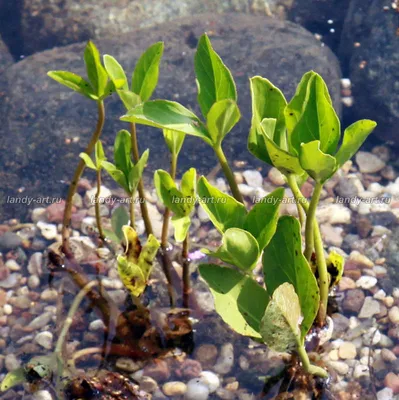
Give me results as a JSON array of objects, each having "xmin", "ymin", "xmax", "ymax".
[
  {"xmin": 161, "ymin": 153, "xmax": 177, "ymax": 247},
  {"xmin": 296, "ymin": 340, "xmax": 328, "ymax": 378},
  {"xmin": 130, "ymin": 122, "xmax": 153, "ymax": 236},
  {"xmin": 214, "ymin": 145, "xmax": 244, "ymax": 203},
  {"xmin": 286, "ymin": 175, "xmax": 329, "ymax": 325},
  {"xmin": 304, "ymin": 182, "xmax": 322, "ymax": 261},
  {"xmin": 129, "ymin": 191, "xmax": 135, "ymax": 229},
  {"xmin": 182, "ymin": 233, "xmax": 191, "ymax": 308},
  {"xmin": 95, "ymin": 168, "xmax": 105, "ymax": 241},
  {"xmin": 62, "ymin": 101, "xmax": 105, "ymax": 256}
]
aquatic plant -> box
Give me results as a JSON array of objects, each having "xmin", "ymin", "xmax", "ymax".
[{"xmin": 123, "ymin": 34, "xmax": 377, "ymax": 377}]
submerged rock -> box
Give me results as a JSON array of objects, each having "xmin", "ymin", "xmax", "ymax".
[{"xmin": 0, "ymin": 13, "xmax": 341, "ymax": 220}]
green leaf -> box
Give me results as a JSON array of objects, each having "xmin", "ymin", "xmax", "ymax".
[
  {"xmin": 180, "ymin": 168, "xmax": 196, "ymax": 199},
  {"xmin": 207, "ymin": 99, "xmax": 241, "ymax": 146},
  {"xmin": 248, "ymin": 117, "xmax": 277, "ymax": 166},
  {"xmin": 335, "ymin": 119, "xmax": 377, "ymax": 168},
  {"xmin": 154, "ymin": 170, "xmax": 191, "ymax": 216},
  {"xmin": 244, "ymin": 188, "xmax": 284, "ymax": 250},
  {"xmin": 262, "ymin": 216, "xmax": 319, "ymax": 337},
  {"xmin": 327, "ymin": 250, "xmax": 344, "ymax": 288},
  {"xmin": 95, "ymin": 140, "xmax": 106, "ymax": 169},
  {"xmin": 288, "ymin": 72, "xmax": 340, "ymax": 156},
  {"xmin": 79, "ymin": 152, "xmax": 96, "ymax": 170},
  {"xmin": 194, "ymin": 34, "xmax": 237, "ymax": 117},
  {"xmin": 118, "ymin": 90, "xmax": 142, "ymax": 110},
  {"xmin": 121, "ymin": 100, "xmax": 210, "ymax": 142},
  {"xmin": 132, "ymin": 42, "xmax": 164, "ymax": 102},
  {"xmin": 202, "ymin": 228, "xmax": 260, "ymax": 272},
  {"xmin": 197, "ymin": 176, "xmax": 247, "ymax": 233},
  {"xmin": 284, "ymin": 71, "xmax": 313, "ymax": 135},
  {"xmin": 260, "ymin": 282, "xmax": 301, "ymax": 352},
  {"xmin": 84, "ymin": 41, "xmax": 108, "ymax": 97},
  {"xmin": 47, "ymin": 71, "xmax": 96, "ymax": 100},
  {"xmin": 129, "ymin": 149, "xmax": 149, "ymax": 193},
  {"xmin": 172, "ymin": 215, "xmax": 191, "ymax": 242},
  {"xmin": 101, "ymin": 161, "xmax": 129, "ymax": 193},
  {"xmin": 199, "ymin": 264, "xmax": 268, "ymax": 338},
  {"xmin": 114, "ymin": 130, "xmax": 132, "ymax": 179},
  {"xmin": 103, "ymin": 55, "xmax": 128, "ymax": 90},
  {"xmin": 299, "ymin": 140, "xmax": 336, "ymax": 183},
  {"xmin": 0, "ymin": 368, "xmax": 27, "ymax": 392},
  {"xmin": 249, "ymin": 76, "xmax": 287, "ymax": 151},
  {"xmin": 111, "ymin": 206, "xmax": 130, "ymax": 242},
  {"xmin": 163, "ymin": 129, "xmax": 186, "ymax": 155},
  {"xmin": 137, "ymin": 233, "xmax": 160, "ymax": 280}
]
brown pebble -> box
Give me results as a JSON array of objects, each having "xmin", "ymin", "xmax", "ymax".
[
  {"xmin": 195, "ymin": 344, "xmax": 218, "ymax": 367},
  {"xmin": 342, "ymin": 289, "xmax": 365, "ymax": 313},
  {"xmin": 143, "ymin": 359, "xmax": 171, "ymax": 381},
  {"xmin": 175, "ymin": 359, "xmax": 202, "ymax": 379},
  {"xmin": 384, "ymin": 372, "xmax": 399, "ymax": 394}
]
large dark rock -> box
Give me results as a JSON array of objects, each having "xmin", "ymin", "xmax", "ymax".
[
  {"xmin": 18, "ymin": 0, "xmax": 294, "ymax": 55},
  {"xmin": 288, "ymin": 0, "xmax": 350, "ymax": 53},
  {"xmin": 0, "ymin": 34, "xmax": 13, "ymax": 72},
  {"xmin": 339, "ymin": 0, "xmax": 399, "ymax": 146},
  {"xmin": 0, "ymin": 13, "xmax": 341, "ymax": 220}
]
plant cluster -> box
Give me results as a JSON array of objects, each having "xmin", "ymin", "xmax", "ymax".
[{"xmin": 1, "ymin": 34, "xmax": 376, "ymax": 394}]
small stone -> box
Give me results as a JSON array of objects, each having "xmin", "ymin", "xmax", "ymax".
[
  {"xmin": 162, "ymin": 381, "xmax": 187, "ymax": 396},
  {"xmin": 116, "ymin": 357, "xmax": 141, "ymax": 373},
  {"xmin": 268, "ymin": 167, "xmax": 285, "ymax": 186},
  {"xmin": 356, "ymin": 151, "xmax": 385, "ymax": 173},
  {"xmin": 384, "ymin": 372, "xmax": 399, "ymax": 394},
  {"xmin": 338, "ymin": 277, "xmax": 356, "ymax": 291},
  {"xmin": 382, "ymin": 349, "xmax": 397, "ymax": 363},
  {"xmin": 195, "ymin": 344, "xmax": 218, "ymax": 367},
  {"xmin": 374, "ymin": 289, "xmax": 387, "ymax": 300},
  {"xmin": 199, "ymin": 371, "xmax": 220, "ymax": 393},
  {"xmin": 0, "ymin": 273, "xmax": 20, "ymax": 289},
  {"xmin": 185, "ymin": 378, "xmax": 210, "ymax": 400},
  {"xmin": 342, "ymin": 289, "xmax": 365, "ymax": 313},
  {"xmin": 3, "ymin": 304, "xmax": 12, "ymax": 315},
  {"xmin": 389, "ymin": 306, "xmax": 399, "ymax": 324},
  {"xmin": 5, "ymin": 353, "xmax": 20, "ymax": 371},
  {"xmin": 243, "ymin": 170, "xmax": 263, "ymax": 188},
  {"xmin": 11, "ymin": 295, "xmax": 31, "ymax": 309},
  {"xmin": 349, "ymin": 251, "xmax": 374, "ymax": 268},
  {"xmin": 214, "ymin": 343, "xmax": 234, "ymax": 374},
  {"xmin": 40, "ymin": 289, "xmax": 58, "ymax": 302},
  {"xmin": 37, "ymin": 221, "xmax": 58, "ymax": 240},
  {"xmin": 28, "ymin": 275, "xmax": 40, "ymax": 289},
  {"xmin": 338, "ymin": 342, "xmax": 357, "ymax": 360},
  {"xmin": 35, "ymin": 331, "xmax": 53, "ymax": 349},
  {"xmin": 356, "ymin": 276, "xmax": 377, "ymax": 289},
  {"xmin": 143, "ymin": 359, "xmax": 170, "ymax": 381},
  {"xmin": 31, "ymin": 208, "xmax": 48, "ymax": 223},
  {"xmin": 317, "ymin": 204, "xmax": 351, "ymax": 224},
  {"xmin": 27, "ymin": 311, "xmax": 53, "ymax": 330},
  {"xmin": 89, "ymin": 319, "xmax": 106, "ymax": 331},
  {"xmin": 358, "ymin": 297, "xmax": 381, "ymax": 319},
  {"xmin": 328, "ymin": 361, "xmax": 349, "ymax": 375},
  {"xmin": 377, "ymin": 388, "xmax": 393, "ymax": 400},
  {"xmin": 353, "ymin": 364, "xmax": 369, "ymax": 379},
  {"xmin": 380, "ymin": 334, "xmax": 395, "ymax": 348},
  {"xmin": 33, "ymin": 390, "xmax": 53, "ymax": 400},
  {"xmin": 238, "ymin": 184, "xmax": 255, "ymax": 197},
  {"xmin": 0, "ymin": 232, "xmax": 22, "ymax": 251},
  {"xmin": 139, "ymin": 376, "xmax": 158, "ymax": 393},
  {"xmin": 5, "ymin": 259, "xmax": 21, "ymax": 271},
  {"xmin": 85, "ymin": 186, "xmax": 112, "ymax": 205},
  {"xmin": 28, "ymin": 252, "xmax": 43, "ymax": 275}
]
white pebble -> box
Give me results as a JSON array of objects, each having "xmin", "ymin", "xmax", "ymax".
[
  {"xmin": 185, "ymin": 379, "xmax": 210, "ymax": 400},
  {"xmin": 5, "ymin": 259, "xmax": 21, "ymax": 271},
  {"xmin": 356, "ymin": 151, "xmax": 385, "ymax": 173},
  {"xmin": 199, "ymin": 371, "xmax": 220, "ymax": 393},
  {"xmin": 33, "ymin": 390, "xmax": 53, "ymax": 400},
  {"xmin": 377, "ymin": 388, "xmax": 393, "ymax": 400},
  {"xmin": 243, "ymin": 170, "xmax": 263, "ymax": 188},
  {"xmin": 37, "ymin": 221, "xmax": 58, "ymax": 240},
  {"xmin": 35, "ymin": 331, "xmax": 53, "ymax": 350},
  {"xmin": 388, "ymin": 306, "xmax": 399, "ymax": 324},
  {"xmin": 89, "ymin": 319, "xmax": 106, "ymax": 331},
  {"xmin": 214, "ymin": 343, "xmax": 234, "ymax": 374},
  {"xmin": 353, "ymin": 364, "xmax": 369, "ymax": 379},
  {"xmin": 3, "ymin": 304, "xmax": 12, "ymax": 315},
  {"xmin": 356, "ymin": 276, "xmax": 377, "ymax": 289},
  {"xmin": 28, "ymin": 275, "xmax": 41, "ymax": 289}
]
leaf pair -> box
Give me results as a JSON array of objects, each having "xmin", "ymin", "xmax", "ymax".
[
  {"xmin": 102, "ymin": 130, "xmax": 149, "ymax": 195},
  {"xmin": 79, "ymin": 140, "xmax": 106, "ymax": 171},
  {"xmin": 154, "ymin": 168, "xmax": 196, "ymax": 241},
  {"xmin": 104, "ymin": 42, "xmax": 164, "ymax": 109},
  {"xmin": 117, "ymin": 225, "xmax": 160, "ymax": 297},
  {"xmin": 198, "ymin": 176, "xmax": 284, "ymax": 252},
  {"xmin": 122, "ymin": 34, "xmax": 240, "ymax": 149},
  {"xmin": 48, "ymin": 41, "xmax": 112, "ymax": 101},
  {"xmin": 249, "ymin": 72, "xmax": 377, "ymax": 184}
]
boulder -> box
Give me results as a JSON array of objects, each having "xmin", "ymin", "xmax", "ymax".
[
  {"xmin": 0, "ymin": 34, "xmax": 13, "ymax": 72},
  {"xmin": 19, "ymin": 0, "xmax": 294, "ymax": 55},
  {"xmin": 339, "ymin": 0, "xmax": 399, "ymax": 146},
  {"xmin": 0, "ymin": 13, "xmax": 341, "ymax": 220}
]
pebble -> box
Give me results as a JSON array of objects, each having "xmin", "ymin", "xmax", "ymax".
[
  {"xmin": 5, "ymin": 259, "xmax": 21, "ymax": 271},
  {"xmin": 37, "ymin": 221, "xmax": 58, "ymax": 240},
  {"xmin": 85, "ymin": 185, "xmax": 112, "ymax": 205},
  {"xmin": 384, "ymin": 372, "xmax": 399, "ymax": 394},
  {"xmin": 33, "ymin": 390, "xmax": 53, "ymax": 400},
  {"xmin": 195, "ymin": 344, "xmax": 218, "ymax": 367},
  {"xmin": 377, "ymin": 388, "xmax": 393, "ymax": 400},
  {"xmin": 389, "ymin": 306, "xmax": 399, "ymax": 324},
  {"xmin": 356, "ymin": 151, "xmax": 386, "ymax": 173},
  {"xmin": 268, "ymin": 167, "xmax": 285, "ymax": 186},
  {"xmin": 338, "ymin": 277, "xmax": 356, "ymax": 291},
  {"xmin": 342, "ymin": 289, "xmax": 365, "ymax": 313},
  {"xmin": 328, "ymin": 361, "xmax": 349, "ymax": 375},
  {"xmin": 5, "ymin": 353, "xmax": 20, "ymax": 371},
  {"xmin": 31, "ymin": 208, "xmax": 48, "ymax": 223},
  {"xmin": 0, "ymin": 273, "xmax": 20, "ymax": 289},
  {"xmin": 116, "ymin": 357, "xmax": 142, "ymax": 373},
  {"xmin": 28, "ymin": 275, "xmax": 41, "ymax": 289},
  {"xmin": 382, "ymin": 349, "xmax": 397, "ymax": 363},
  {"xmin": 3, "ymin": 304, "xmax": 12, "ymax": 315},
  {"xmin": 316, "ymin": 204, "xmax": 351, "ymax": 224},
  {"xmin": 185, "ymin": 378, "xmax": 210, "ymax": 400},
  {"xmin": 338, "ymin": 342, "xmax": 357, "ymax": 360},
  {"xmin": 40, "ymin": 288, "xmax": 58, "ymax": 302},
  {"xmin": 0, "ymin": 232, "xmax": 22, "ymax": 250},
  {"xmin": 214, "ymin": 343, "xmax": 234, "ymax": 374},
  {"xmin": 358, "ymin": 297, "xmax": 381, "ymax": 319},
  {"xmin": 349, "ymin": 250, "xmax": 374, "ymax": 268},
  {"xmin": 89, "ymin": 319, "xmax": 106, "ymax": 331},
  {"xmin": 162, "ymin": 381, "xmax": 187, "ymax": 396},
  {"xmin": 199, "ymin": 371, "xmax": 220, "ymax": 393},
  {"xmin": 353, "ymin": 364, "xmax": 369, "ymax": 379},
  {"xmin": 356, "ymin": 276, "xmax": 377, "ymax": 289},
  {"xmin": 243, "ymin": 170, "xmax": 263, "ymax": 188},
  {"xmin": 238, "ymin": 184, "xmax": 256, "ymax": 197},
  {"xmin": 35, "ymin": 331, "xmax": 53, "ymax": 349},
  {"xmin": 28, "ymin": 252, "xmax": 43, "ymax": 275},
  {"xmin": 139, "ymin": 376, "xmax": 158, "ymax": 393},
  {"xmin": 27, "ymin": 311, "xmax": 53, "ymax": 330}
]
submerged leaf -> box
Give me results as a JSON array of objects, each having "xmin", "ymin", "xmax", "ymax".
[
  {"xmin": 0, "ymin": 368, "xmax": 27, "ymax": 392},
  {"xmin": 260, "ymin": 282, "xmax": 301, "ymax": 352}
]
